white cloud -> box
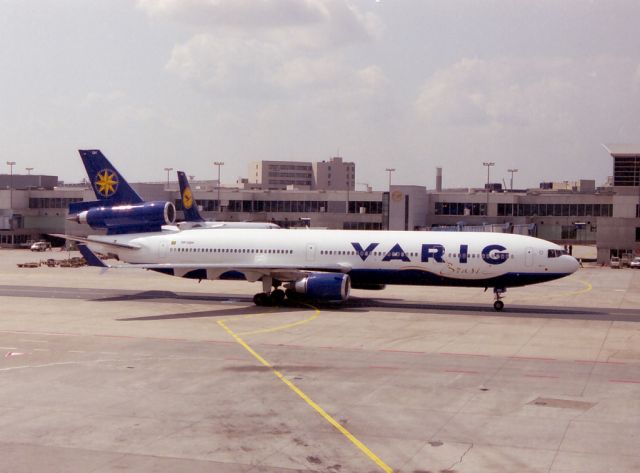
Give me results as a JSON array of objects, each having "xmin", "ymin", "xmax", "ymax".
[
  {"xmin": 137, "ymin": 0, "xmax": 381, "ymax": 46},
  {"xmin": 166, "ymin": 32, "xmax": 387, "ymax": 103},
  {"xmin": 415, "ymin": 57, "xmax": 583, "ymax": 130},
  {"xmin": 408, "ymin": 55, "xmax": 640, "ymax": 186},
  {"xmin": 159, "ymin": 1, "xmax": 385, "ymax": 101},
  {"xmin": 166, "ymin": 33, "xmax": 284, "ymax": 92},
  {"xmin": 416, "ymin": 56, "xmax": 640, "ymax": 136},
  {"xmin": 137, "ymin": 0, "xmax": 327, "ymax": 29}
]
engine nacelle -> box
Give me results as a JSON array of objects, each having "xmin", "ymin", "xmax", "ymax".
[
  {"xmin": 290, "ymin": 273, "xmax": 350, "ymax": 302},
  {"xmin": 71, "ymin": 201, "xmax": 176, "ymax": 233}
]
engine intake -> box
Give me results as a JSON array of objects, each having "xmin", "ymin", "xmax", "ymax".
[
  {"xmin": 289, "ymin": 273, "xmax": 350, "ymax": 302},
  {"xmin": 71, "ymin": 201, "xmax": 176, "ymax": 233}
]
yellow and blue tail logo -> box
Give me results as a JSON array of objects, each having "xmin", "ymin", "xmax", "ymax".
[
  {"xmin": 79, "ymin": 150, "xmax": 143, "ymax": 205},
  {"xmin": 177, "ymin": 171, "xmax": 204, "ymax": 222},
  {"xmin": 94, "ymin": 169, "xmax": 119, "ymax": 198},
  {"xmin": 182, "ymin": 186, "xmax": 193, "ymax": 210}
]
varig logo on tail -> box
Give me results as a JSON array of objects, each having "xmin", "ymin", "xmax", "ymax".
[
  {"xmin": 94, "ymin": 169, "xmax": 119, "ymax": 198},
  {"xmin": 182, "ymin": 186, "xmax": 194, "ymax": 209}
]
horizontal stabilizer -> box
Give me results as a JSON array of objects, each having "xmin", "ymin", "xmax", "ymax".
[
  {"xmin": 50, "ymin": 234, "xmax": 142, "ymax": 250},
  {"xmin": 77, "ymin": 244, "xmax": 109, "ymax": 268}
]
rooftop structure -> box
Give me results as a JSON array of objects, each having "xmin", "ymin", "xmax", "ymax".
[
  {"xmin": 603, "ymin": 144, "xmax": 640, "ymax": 187},
  {"xmin": 248, "ymin": 161, "xmax": 314, "ymax": 190},
  {"xmin": 313, "ymin": 157, "xmax": 355, "ymax": 191}
]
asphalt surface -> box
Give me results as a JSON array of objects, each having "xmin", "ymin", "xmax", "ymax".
[{"xmin": 1, "ymin": 250, "xmax": 639, "ymax": 473}]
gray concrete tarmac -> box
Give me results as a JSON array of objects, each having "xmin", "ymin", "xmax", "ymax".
[{"xmin": 1, "ymin": 249, "xmax": 639, "ymax": 473}]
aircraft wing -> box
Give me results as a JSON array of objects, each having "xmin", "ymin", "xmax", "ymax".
[
  {"xmin": 74, "ymin": 242, "xmax": 350, "ymax": 282},
  {"xmin": 95, "ymin": 262, "xmax": 349, "ymax": 280}
]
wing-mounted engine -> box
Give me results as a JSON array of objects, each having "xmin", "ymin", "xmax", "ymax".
[
  {"xmin": 68, "ymin": 201, "xmax": 176, "ymax": 234},
  {"xmin": 287, "ymin": 273, "xmax": 351, "ymax": 302}
]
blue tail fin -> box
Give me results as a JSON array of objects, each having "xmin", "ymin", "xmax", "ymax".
[
  {"xmin": 177, "ymin": 171, "xmax": 204, "ymax": 222},
  {"xmin": 78, "ymin": 150, "xmax": 144, "ymax": 205}
]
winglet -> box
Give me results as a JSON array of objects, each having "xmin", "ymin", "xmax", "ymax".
[
  {"xmin": 77, "ymin": 244, "xmax": 109, "ymax": 268},
  {"xmin": 177, "ymin": 171, "xmax": 205, "ymax": 222}
]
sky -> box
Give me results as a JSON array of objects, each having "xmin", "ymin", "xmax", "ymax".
[{"xmin": 1, "ymin": 0, "xmax": 639, "ymax": 190}]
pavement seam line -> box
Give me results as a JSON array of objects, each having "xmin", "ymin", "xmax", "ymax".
[{"xmin": 217, "ymin": 313, "xmax": 394, "ymax": 473}]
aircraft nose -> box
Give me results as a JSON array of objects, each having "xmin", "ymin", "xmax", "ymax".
[{"xmin": 562, "ymin": 255, "xmax": 580, "ymax": 273}]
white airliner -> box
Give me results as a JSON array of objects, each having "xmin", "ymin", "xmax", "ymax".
[
  {"xmin": 66, "ymin": 227, "xmax": 579, "ymax": 311},
  {"xmin": 59, "ymin": 149, "xmax": 579, "ymax": 311}
]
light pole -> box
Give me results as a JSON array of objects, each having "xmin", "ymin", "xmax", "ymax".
[
  {"xmin": 214, "ymin": 161, "xmax": 224, "ymax": 212},
  {"xmin": 163, "ymin": 167, "xmax": 173, "ymax": 187},
  {"xmin": 507, "ymin": 168, "xmax": 518, "ymax": 191},
  {"xmin": 482, "ymin": 162, "xmax": 495, "ymax": 188},
  {"xmin": 385, "ymin": 168, "xmax": 395, "ymax": 230},
  {"xmin": 6, "ymin": 161, "xmax": 16, "ymax": 210},
  {"xmin": 26, "ymin": 167, "xmax": 33, "ymax": 175},
  {"xmin": 482, "ymin": 162, "xmax": 494, "ymax": 219},
  {"xmin": 385, "ymin": 168, "xmax": 395, "ymax": 189}
]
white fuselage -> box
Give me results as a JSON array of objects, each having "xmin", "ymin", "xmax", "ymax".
[{"xmin": 86, "ymin": 228, "xmax": 579, "ymax": 289}]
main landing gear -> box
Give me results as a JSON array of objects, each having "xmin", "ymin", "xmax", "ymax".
[
  {"xmin": 253, "ymin": 276, "xmax": 289, "ymax": 306},
  {"xmin": 492, "ymin": 287, "xmax": 506, "ymax": 311}
]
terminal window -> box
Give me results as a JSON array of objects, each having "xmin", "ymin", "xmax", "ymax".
[{"xmin": 613, "ymin": 156, "xmax": 640, "ymax": 186}]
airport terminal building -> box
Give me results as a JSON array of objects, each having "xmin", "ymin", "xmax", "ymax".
[{"xmin": 1, "ymin": 147, "xmax": 639, "ymax": 263}]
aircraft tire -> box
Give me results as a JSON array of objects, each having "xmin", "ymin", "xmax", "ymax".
[
  {"xmin": 271, "ymin": 289, "xmax": 285, "ymax": 305},
  {"xmin": 285, "ymin": 288, "xmax": 299, "ymax": 300},
  {"xmin": 493, "ymin": 300, "xmax": 504, "ymax": 311},
  {"xmin": 253, "ymin": 292, "xmax": 271, "ymax": 306}
]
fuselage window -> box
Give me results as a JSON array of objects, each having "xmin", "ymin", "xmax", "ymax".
[{"xmin": 548, "ymin": 249, "xmax": 567, "ymax": 258}]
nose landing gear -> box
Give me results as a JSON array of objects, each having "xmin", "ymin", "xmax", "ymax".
[{"xmin": 493, "ymin": 287, "xmax": 506, "ymax": 311}]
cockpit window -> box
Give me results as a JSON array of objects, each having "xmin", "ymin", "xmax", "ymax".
[{"xmin": 547, "ymin": 249, "xmax": 568, "ymax": 258}]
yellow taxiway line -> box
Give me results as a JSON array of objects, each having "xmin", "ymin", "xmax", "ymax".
[{"xmin": 217, "ymin": 306, "xmax": 393, "ymax": 473}]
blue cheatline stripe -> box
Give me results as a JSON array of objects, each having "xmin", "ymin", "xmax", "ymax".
[
  {"xmin": 349, "ymin": 269, "xmax": 569, "ymax": 287},
  {"xmin": 348, "ymin": 268, "xmax": 571, "ymax": 288},
  {"xmin": 162, "ymin": 266, "xmax": 571, "ymax": 289}
]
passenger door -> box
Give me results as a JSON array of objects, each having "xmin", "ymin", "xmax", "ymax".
[
  {"xmin": 306, "ymin": 243, "xmax": 316, "ymax": 262},
  {"xmin": 525, "ymin": 247, "xmax": 534, "ymax": 267}
]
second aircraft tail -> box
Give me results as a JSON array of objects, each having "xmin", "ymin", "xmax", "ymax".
[{"xmin": 177, "ymin": 171, "xmax": 205, "ymax": 222}]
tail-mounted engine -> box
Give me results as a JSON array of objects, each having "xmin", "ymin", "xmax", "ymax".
[{"xmin": 69, "ymin": 201, "xmax": 176, "ymax": 234}]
